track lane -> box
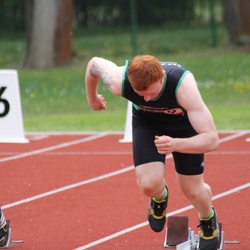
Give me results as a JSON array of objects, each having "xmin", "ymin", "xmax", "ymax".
[
  {"xmin": 0, "ymin": 132, "xmax": 249, "ymax": 249},
  {"xmin": 0, "ymin": 134, "xmax": 133, "ymax": 204}
]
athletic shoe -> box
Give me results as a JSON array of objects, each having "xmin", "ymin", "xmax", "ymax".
[
  {"xmin": 198, "ymin": 208, "xmax": 220, "ymax": 250},
  {"xmin": 0, "ymin": 224, "xmax": 8, "ymax": 248},
  {"xmin": 148, "ymin": 186, "xmax": 168, "ymax": 232}
]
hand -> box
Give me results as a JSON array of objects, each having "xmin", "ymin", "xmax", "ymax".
[
  {"xmin": 88, "ymin": 94, "xmax": 107, "ymax": 111},
  {"xmin": 154, "ymin": 135, "xmax": 175, "ymax": 154}
]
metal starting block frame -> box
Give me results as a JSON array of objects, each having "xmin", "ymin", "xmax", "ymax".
[
  {"xmin": 0, "ymin": 221, "xmax": 24, "ymax": 249},
  {"xmin": 164, "ymin": 216, "xmax": 225, "ymax": 250}
]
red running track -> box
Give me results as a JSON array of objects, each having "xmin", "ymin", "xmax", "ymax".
[{"xmin": 0, "ymin": 131, "xmax": 249, "ymax": 250}]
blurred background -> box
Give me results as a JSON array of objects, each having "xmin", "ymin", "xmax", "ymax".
[{"xmin": 0, "ymin": 0, "xmax": 249, "ymax": 132}]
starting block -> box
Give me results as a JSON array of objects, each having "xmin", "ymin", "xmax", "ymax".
[
  {"xmin": 0, "ymin": 221, "xmax": 24, "ymax": 249},
  {"xmin": 164, "ymin": 216, "xmax": 225, "ymax": 250}
]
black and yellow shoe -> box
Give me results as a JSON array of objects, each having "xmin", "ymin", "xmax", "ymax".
[
  {"xmin": 198, "ymin": 208, "xmax": 220, "ymax": 250},
  {"xmin": 148, "ymin": 186, "xmax": 168, "ymax": 232},
  {"xmin": 0, "ymin": 224, "xmax": 8, "ymax": 248}
]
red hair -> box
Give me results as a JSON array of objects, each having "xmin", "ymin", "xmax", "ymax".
[{"xmin": 127, "ymin": 55, "xmax": 163, "ymax": 91}]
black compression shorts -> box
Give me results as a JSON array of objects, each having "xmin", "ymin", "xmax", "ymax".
[{"xmin": 132, "ymin": 110, "xmax": 204, "ymax": 176}]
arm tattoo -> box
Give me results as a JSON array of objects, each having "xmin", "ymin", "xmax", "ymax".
[{"xmin": 90, "ymin": 61, "xmax": 112, "ymax": 89}]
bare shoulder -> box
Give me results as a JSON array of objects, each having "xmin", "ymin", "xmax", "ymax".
[{"xmin": 176, "ymin": 72, "xmax": 205, "ymax": 110}]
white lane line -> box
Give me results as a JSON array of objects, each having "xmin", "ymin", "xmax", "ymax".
[
  {"xmin": 2, "ymin": 165, "xmax": 134, "ymax": 210},
  {"xmin": 0, "ymin": 150, "xmax": 249, "ymax": 156},
  {"xmin": 73, "ymin": 182, "xmax": 250, "ymax": 250},
  {"xmin": 0, "ymin": 131, "xmax": 248, "ymax": 248},
  {"xmin": 26, "ymin": 131, "xmax": 124, "ymax": 135},
  {"xmin": 0, "ymin": 133, "xmax": 108, "ymax": 163},
  {"xmin": 219, "ymin": 131, "xmax": 248, "ymax": 143},
  {"xmin": 2, "ymin": 150, "xmax": 250, "ymax": 156},
  {"xmin": 1, "ymin": 153, "xmax": 169, "ymax": 210},
  {"xmin": 209, "ymin": 151, "xmax": 250, "ymax": 155},
  {"xmin": 2, "ymin": 154, "xmax": 176, "ymax": 210},
  {"xmin": 0, "ymin": 151, "xmax": 133, "ymax": 156},
  {"xmin": 2, "ymin": 154, "xmax": 174, "ymax": 210},
  {"xmin": 0, "ymin": 131, "xmax": 247, "ymax": 161},
  {"xmin": 1, "ymin": 132, "xmax": 248, "ymax": 209}
]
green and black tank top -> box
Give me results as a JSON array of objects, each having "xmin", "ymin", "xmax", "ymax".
[{"xmin": 122, "ymin": 60, "xmax": 190, "ymax": 122}]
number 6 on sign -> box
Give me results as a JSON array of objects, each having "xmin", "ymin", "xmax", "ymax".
[
  {"xmin": 0, "ymin": 86, "xmax": 10, "ymax": 117},
  {"xmin": 0, "ymin": 70, "xmax": 29, "ymax": 143}
]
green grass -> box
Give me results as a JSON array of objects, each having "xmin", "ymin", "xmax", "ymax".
[{"xmin": 1, "ymin": 25, "xmax": 249, "ymax": 131}]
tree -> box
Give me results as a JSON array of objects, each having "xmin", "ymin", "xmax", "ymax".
[
  {"xmin": 239, "ymin": 0, "xmax": 250, "ymax": 37},
  {"xmin": 24, "ymin": 0, "xmax": 72, "ymax": 68},
  {"xmin": 0, "ymin": 0, "xmax": 25, "ymax": 32},
  {"xmin": 222, "ymin": 0, "xmax": 250, "ymax": 46}
]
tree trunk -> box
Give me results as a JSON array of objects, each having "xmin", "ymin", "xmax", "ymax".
[
  {"xmin": 24, "ymin": 0, "xmax": 72, "ymax": 68},
  {"xmin": 222, "ymin": 0, "xmax": 242, "ymax": 45},
  {"xmin": 54, "ymin": 0, "xmax": 72, "ymax": 66},
  {"xmin": 222, "ymin": 0, "xmax": 250, "ymax": 46},
  {"xmin": 239, "ymin": 0, "xmax": 250, "ymax": 36},
  {"xmin": 24, "ymin": 0, "xmax": 34, "ymax": 63}
]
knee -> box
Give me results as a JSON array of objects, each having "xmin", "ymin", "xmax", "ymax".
[
  {"xmin": 137, "ymin": 175, "xmax": 162, "ymax": 197},
  {"xmin": 181, "ymin": 183, "xmax": 212, "ymax": 202},
  {"xmin": 182, "ymin": 188, "xmax": 202, "ymax": 202},
  {"xmin": 135, "ymin": 162, "xmax": 165, "ymax": 197}
]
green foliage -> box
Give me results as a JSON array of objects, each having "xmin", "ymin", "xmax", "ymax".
[
  {"xmin": 1, "ymin": 24, "xmax": 250, "ymax": 131},
  {"xmin": 0, "ymin": 0, "xmax": 211, "ymax": 33},
  {"xmin": 0, "ymin": 0, "xmax": 25, "ymax": 32},
  {"xmin": 74, "ymin": 0, "xmax": 197, "ymax": 27}
]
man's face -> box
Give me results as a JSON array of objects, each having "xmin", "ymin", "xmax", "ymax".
[{"xmin": 133, "ymin": 77, "xmax": 164, "ymax": 102}]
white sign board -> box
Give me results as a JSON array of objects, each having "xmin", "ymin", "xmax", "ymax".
[
  {"xmin": 119, "ymin": 101, "xmax": 132, "ymax": 143},
  {"xmin": 0, "ymin": 70, "xmax": 29, "ymax": 143}
]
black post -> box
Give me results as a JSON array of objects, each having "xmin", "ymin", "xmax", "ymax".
[{"xmin": 130, "ymin": 0, "xmax": 138, "ymax": 55}]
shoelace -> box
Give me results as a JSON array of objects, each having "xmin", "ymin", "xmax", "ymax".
[
  {"xmin": 0, "ymin": 226, "xmax": 8, "ymax": 246},
  {"xmin": 151, "ymin": 199, "xmax": 167, "ymax": 216},
  {"xmin": 197, "ymin": 219, "xmax": 214, "ymax": 237}
]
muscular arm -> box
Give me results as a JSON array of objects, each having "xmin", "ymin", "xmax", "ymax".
[
  {"xmin": 155, "ymin": 73, "xmax": 219, "ymax": 154},
  {"xmin": 85, "ymin": 57, "xmax": 124, "ymax": 110}
]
